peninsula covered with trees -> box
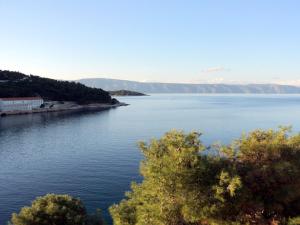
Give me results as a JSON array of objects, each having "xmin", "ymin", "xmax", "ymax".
[
  {"xmin": 109, "ymin": 90, "xmax": 147, "ymax": 96},
  {"xmin": 8, "ymin": 127, "xmax": 300, "ymax": 225},
  {"xmin": 0, "ymin": 70, "xmax": 114, "ymax": 104}
]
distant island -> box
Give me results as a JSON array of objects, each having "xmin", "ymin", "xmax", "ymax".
[
  {"xmin": 0, "ymin": 70, "xmax": 126, "ymax": 116},
  {"xmin": 109, "ymin": 90, "xmax": 147, "ymax": 96},
  {"xmin": 79, "ymin": 78, "xmax": 300, "ymax": 94}
]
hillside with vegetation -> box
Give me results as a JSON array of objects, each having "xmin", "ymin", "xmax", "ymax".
[
  {"xmin": 0, "ymin": 70, "xmax": 113, "ymax": 104},
  {"xmin": 8, "ymin": 127, "xmax": 300, "ymax": 225}
]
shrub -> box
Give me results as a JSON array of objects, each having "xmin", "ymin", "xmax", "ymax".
[{"xmin": 9, "ymin": 194, "xmax": 104, "ymax": 225}]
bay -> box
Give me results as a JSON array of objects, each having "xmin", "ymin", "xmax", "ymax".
[{"xmin": 1, "ymin": 94, "xmax": 300, "ymax": 224}]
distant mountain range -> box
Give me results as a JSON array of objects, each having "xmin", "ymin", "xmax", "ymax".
[{"xmin": 78, "ymin": 78, "xmax": 300, "ymax": 94}]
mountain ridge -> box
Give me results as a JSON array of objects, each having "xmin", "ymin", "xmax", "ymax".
[{"xmin": 78, "ymin": 78, "xmax": 300, "ymax": 94}]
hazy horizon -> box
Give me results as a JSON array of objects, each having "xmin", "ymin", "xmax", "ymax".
[
  {"xmin": 3, "ymin": 69, "xmax": 300, "ymax": 87},
  {"xmin": 78, "ymin": 76, "xmax": 300, "ymax": 87}
]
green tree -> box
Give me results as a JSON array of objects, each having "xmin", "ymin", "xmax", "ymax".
[
  {"xmin": 288, "ymin": 217, "xmax": 300, "ymax": 225},
  {"xmin": 9, "ymin": 194, "xmax": 105, "ymax": 225},
  {"xmin": 223, "ymin": 127, "xmax": 300, "ymax": 224},
  {"xmin": 110, "ymin": 128, "xmax": 300, "ymax": 225}
]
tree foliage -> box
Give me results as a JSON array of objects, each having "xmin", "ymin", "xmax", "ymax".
[
  {"xmin": 108, "ymin": 90, "xmax": 146, "ymax": 96},
  {"xmin": 0, "ymin": 70, "xmax": 112, "ymax": 104},
  {"xmin": 9, "ymin": 194, "xmax": 105, "ymax": 225},
  {"xmin": 110, "ymin": 128, "xmax": 300, "ymax": 225}
]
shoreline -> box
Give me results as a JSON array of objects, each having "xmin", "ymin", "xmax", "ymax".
[{"xmin": 0, "ymin": 102, "xmax": 128, "ymax": 117}]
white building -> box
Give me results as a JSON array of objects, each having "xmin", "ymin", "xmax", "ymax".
[{"xmin": 0, "ymin": 97, "xmax": 44, "ymax": 112}]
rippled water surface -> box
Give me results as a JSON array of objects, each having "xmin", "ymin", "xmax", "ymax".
[{"xmin": 1, "ymin": 94, "xmax": 300, "ymax": 224}]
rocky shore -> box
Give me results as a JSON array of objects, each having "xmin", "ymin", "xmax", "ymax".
[{"xmin": 0, "ymin": 101, "xmax": 128, "ymax": 117}]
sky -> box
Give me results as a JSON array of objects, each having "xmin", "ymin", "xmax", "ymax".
[{"xmin": 0, "ymin": 0, "xmax": 300, "ymax": 85}]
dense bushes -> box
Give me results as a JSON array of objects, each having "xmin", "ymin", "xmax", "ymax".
[
  {"xmin": 0, "ymin": 70, "xmax": 112, "ymax": 104},
  {"xmin": 110, "ymin": 128, "xmax": 300, "ymax": 225},
  {"xmin": 9, "ymin": 194, "xmax": 104, "ymax": 225}
]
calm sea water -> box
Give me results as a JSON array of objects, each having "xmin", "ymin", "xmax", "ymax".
[{"xmin": 1, "ymin": 94, "xmax": 300, "ymax": 224}]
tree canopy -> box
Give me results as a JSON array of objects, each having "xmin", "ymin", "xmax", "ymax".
[
  {"xmin": 0, "ymin": 70, "xmax": 112, "ymax": 104},
  {"xmin": 9, "ymin": 194, "xmax": 104, "ymax": 225},
  {"xmin": 110, "ymin": 128, "xmax": 300, "ymax": 225}
]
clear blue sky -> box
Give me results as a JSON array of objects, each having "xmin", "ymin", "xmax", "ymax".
[{"xmin": 1, "ymin": 0, "xmax": 300, "ymax": 85}]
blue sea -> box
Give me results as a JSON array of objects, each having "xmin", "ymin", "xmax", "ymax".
[{"xmin": 1, "ymin": 94, "xmax": 300, "ymax": 224}]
